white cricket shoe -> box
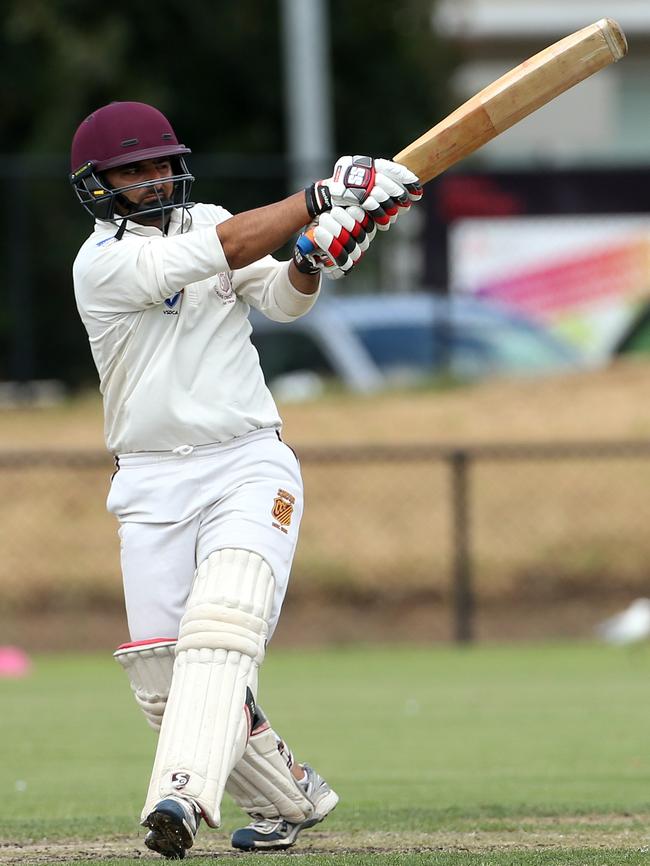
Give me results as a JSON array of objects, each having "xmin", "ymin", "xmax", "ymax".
[
  {"xmin": 143, "ymin": 795, "xmax": 201, "ymax": 859},
  {"xmin": 231, "ymin": 764, "xmax": 339, "ymax": 851}
]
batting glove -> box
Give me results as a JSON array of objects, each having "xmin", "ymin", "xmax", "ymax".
[
  {"xmin": 305, "ymin": 156, "xmax": 422, "ymax": 232},
  {"xmin": 292, "ymin": 205, "xmax": 377, "ymax": 280},
  {"xmin": 366, "ymin": 158, "xmax": 423, "ymax": 231}
]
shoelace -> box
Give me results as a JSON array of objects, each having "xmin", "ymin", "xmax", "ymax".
[{"xmin": 250, "ymin": 818, "xmax": 288, "ymax": 833}]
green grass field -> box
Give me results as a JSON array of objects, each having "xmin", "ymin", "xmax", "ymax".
[{"xmin": 2, "ymin": 642, "xmax": 650, "ymax": 865}]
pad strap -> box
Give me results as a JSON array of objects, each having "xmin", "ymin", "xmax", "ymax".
[{"xmin": 226, "ymin": 723, "xmax": 314, "ymax": 822}]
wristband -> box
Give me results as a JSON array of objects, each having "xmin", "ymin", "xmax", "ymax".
[{"xmin": 305, "ymin": 183, "xmax": 332, "ymax": 219}]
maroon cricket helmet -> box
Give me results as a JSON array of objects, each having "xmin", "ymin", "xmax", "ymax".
[{"xmin": 69, "ymin": 101, "xmax": 194, "ymax": 225}]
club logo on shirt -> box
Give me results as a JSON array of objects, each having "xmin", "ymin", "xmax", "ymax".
[
  {"xmin": 214, "ymin": 272, "xmax": 234, "ymax": 304},
  {"xmin": 271, "ymin": 488, "xmax": 295, "ymax": 534}
]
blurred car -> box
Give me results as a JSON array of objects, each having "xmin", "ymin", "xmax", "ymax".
[{"xmin": 248, "ymin": 292, "xmax": 585, "ymax": 396}]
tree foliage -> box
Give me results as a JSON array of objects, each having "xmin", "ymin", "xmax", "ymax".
[
  {"xmin": 2, "ymin": 0, "xmax": 454, "ymax": 155},
  {"xmin": 0, "ymin": 0, "xmax": 455, "ymax": 385}
]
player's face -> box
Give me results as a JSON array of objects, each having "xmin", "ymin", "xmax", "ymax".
[{"xmin": 104, "ymin": 158, "xmax": 175, "ymax": 212}]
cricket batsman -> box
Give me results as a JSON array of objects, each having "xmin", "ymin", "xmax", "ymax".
[{"xmin": 69, "ymin": 101, "xmax": 422, "ymax": 859}]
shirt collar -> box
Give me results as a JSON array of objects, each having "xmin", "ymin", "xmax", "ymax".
[{"xmin": 94, "ymin": 207, "xmax": 190, "ymax": 238}]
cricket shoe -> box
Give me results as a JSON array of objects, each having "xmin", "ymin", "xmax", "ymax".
[
  {"xmin": 231, "ymin": 763, "xmax": 339, "ymax": 851},
  {"xmin": 143, "ymin": 795, "xmax": 201, "ymax": 859}
]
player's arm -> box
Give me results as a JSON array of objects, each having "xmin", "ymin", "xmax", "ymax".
[
  {"xmin": 223, "ymin": 161, "xmax": 420, "ymax": 314},
  {"xmin": 216, "ymin": 155, "xmax": 422, "ymax": 279},
  {"xmin": 216, "ymin": 194, "xmax": 319, "ymax": 296},
  {"xmin": 287, "ymin": 261, "xmax": 320, "ymax": 296},
  {"xmin": 79, "ymin": 155, "xmax": 421, "ymax": 313},
  {"xmin": 216, "ymin": 193, "xmax": 311, "ymax": 272}
]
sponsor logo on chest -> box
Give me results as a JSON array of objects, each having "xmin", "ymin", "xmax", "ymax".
[
  {"xmin": 163, "ymin": 291, "xmax": 183, "ymax": 315},
  {"xmin": 160, "ymin": 273, "xmax": 233, "ymax": 317}
]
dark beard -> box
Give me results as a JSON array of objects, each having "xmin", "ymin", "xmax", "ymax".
[{"xmin": 116, "ymin": 193, "xmax": 174, "ymax": 231}]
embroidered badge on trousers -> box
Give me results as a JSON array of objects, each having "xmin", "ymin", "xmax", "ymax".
[{"xmin": 271, "ymin": 489, "xmax": 295, "ymax": 534}]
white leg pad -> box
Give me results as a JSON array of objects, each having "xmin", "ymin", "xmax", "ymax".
[
  {"xmin": 141, "ymin": 549, "xmax": 275, "ymax": 829},
  {"xmin": 226, "ymin": 723, "xmax": 314, "ymax": 822},
  {"xmin": 114, "ymin": 637, "xmax": 312, "ymax": 822},
  {"xmin": 113, "ymin": 639, "xmax": 175, "ymax": 731}
]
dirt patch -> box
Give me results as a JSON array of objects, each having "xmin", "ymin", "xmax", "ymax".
[{"xmin": 2, "ymin": 817, "xmax": 650, "ymax": 863}]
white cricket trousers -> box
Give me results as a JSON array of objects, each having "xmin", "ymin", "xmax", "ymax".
[{"xmin": 106, "ymin": 428, "xmax": 303, "ymax": 642}]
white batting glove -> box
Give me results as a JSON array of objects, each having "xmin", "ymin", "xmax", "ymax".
[
  {"xmin": 366, "ymin": 158, "xmax": 423, "ymax": 231},
  {"xmin": 305, "ymin": 155, "xmax": 423, "ymax": 232},
  {"xmin": 292, "ymin": 205, "xmax": 377, "ymax": 280}
]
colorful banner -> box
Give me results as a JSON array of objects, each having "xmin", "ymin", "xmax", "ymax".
[{"xmin": 449, "ymin": 217, "xmax": 650, "ymax": 358}]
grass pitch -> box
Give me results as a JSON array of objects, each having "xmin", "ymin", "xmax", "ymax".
[{"xmin": 2, "ymin": 642, "xmax": 650, "ymax": 864}]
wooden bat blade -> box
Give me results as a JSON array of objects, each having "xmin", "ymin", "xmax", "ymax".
[{"xmin": 394, "ymin": 18, "xmax": 628, "ymax": 184}]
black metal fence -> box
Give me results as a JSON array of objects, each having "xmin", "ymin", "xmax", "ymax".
[{"xmin": 2, "ymin": 441, "xmax": 650, "ymax": 643}]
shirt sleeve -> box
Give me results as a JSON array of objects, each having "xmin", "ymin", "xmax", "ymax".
[
  {"xmin": 74, "ymin": 226, "xmax": 230, "ymax": 313},
  {"xmin": 233, "ymin": 257, "xmax": 320, "ymax": 322}
]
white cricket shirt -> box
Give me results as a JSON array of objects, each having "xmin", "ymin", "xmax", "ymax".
[{"xmin": 73, "ymin": 203, "xmax": 319, "ymax": 454}]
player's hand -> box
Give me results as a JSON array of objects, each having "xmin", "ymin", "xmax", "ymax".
[
  {"xmin": 368, "ymin": 158, "xmax": 423, "ymax": 231},
  {"xmin": 305, "ymin": 156, "xmax": 422, "ymax": 232},
  {"xmin": 292, "ymin": 205, "xmax": 377, "ymax": 280}
]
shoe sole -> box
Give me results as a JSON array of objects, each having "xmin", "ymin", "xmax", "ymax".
[{"xmin": 145, "ymin": 809, "xmax": 194, "ymax": 859}]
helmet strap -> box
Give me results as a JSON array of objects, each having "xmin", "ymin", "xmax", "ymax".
[{"xmin": 114, "ymin": 218, "xmax": 129, "ymax": 242}]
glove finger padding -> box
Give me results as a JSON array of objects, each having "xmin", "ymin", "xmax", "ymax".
[
  {"xmin": 300, "ymin": 205, "xmax": 377, "ymax": 280},
  {"xmin": 364, "ymin": 161, "xmax": 424, "ymax": 230},
  {"xmin": 313, "ymin": 214, "xmax": 356, "ymax": 271},
  {"xmin": 363, "ymin": 186, "xmax": 401, "ymax": 231},
  {"xmin": 375, "ymin": 158, "xmax": 423, "ymax": 202},
  {"xmin": 374, "ymin": 172, "xmax": 412, "ymax": 209},
  {"xmin": 344, "ymin": 205, "xmax": 377, "ymax": 252}
]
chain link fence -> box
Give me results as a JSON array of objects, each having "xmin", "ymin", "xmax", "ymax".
[{"xmin": 2, "ymin": 442, "xmax": 650, "ymax": 644}]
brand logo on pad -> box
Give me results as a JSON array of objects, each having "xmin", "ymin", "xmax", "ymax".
[
  {"xmin": 171, "ymin": 772, "xmax": 190, "ymax": 789},
  {"xmin": 271, "ymin": 488, "xmax": 295, "ymax": 534}
]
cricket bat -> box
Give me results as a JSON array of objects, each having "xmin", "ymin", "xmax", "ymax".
[{"xmin": 393, "ymin": 18, "xmax": 627, "ymax": 183}]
